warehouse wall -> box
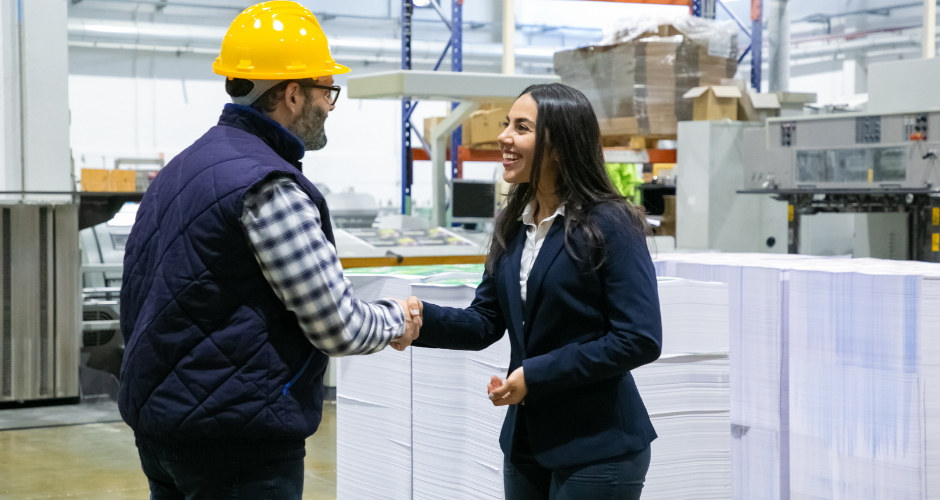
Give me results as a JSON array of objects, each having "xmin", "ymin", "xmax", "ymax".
[
  {"xmin": 66, "ymin": 0, "xmax": 921, "ymax": 205},
  {"xmin": 67, "ymin": 48, "xmax": 496, "ymax": 207}
]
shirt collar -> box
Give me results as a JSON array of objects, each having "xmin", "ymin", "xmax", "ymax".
[{"xmin": 519, "ymin": 199, "xmax": 566, "ymax": 226}]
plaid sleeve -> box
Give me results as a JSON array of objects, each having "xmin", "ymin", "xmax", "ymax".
[{"xmin": 240, "ymin": 176, "xmax": 405, "ymax": 356}]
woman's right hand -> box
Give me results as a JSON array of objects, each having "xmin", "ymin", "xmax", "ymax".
[
  {"xmin": 390, "ymin": 296, "xmax": 425, "ymax": 351},
  {"xmin": 405, "ymin": 296, "xmax": 423, "ymax": 324}
]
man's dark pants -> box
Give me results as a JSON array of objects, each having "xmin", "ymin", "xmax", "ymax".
[{"xmin": 138, "ymin": 446, "xmax": 305, "ymax": 500}]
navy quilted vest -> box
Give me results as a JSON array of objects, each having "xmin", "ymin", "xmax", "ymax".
[{"xmin": 119, "ymin": 104, "xmax": 333, "ymax": 455}]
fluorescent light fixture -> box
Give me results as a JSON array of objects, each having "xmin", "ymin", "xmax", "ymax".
[{"xmin": 413, "ymin": 0, "xmax": 431, "ymax": 6}]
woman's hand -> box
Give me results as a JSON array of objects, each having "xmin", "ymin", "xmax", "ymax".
[
  {"xmin": 487, "ymin": 367, "xmax": 527, "ymax": 406},
  {"xmin": 390, "ymin": 296, "xmax": 424, "ymax": 351}
]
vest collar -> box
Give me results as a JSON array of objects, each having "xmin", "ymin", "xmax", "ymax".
[{"xmin": 219, "ymin": 103, "xmax": 306, "ymax": 171}]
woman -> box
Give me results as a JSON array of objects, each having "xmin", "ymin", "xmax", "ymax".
[{"xmin": 406, "ymin": 83, "xmax": 662, "ymax": 500}]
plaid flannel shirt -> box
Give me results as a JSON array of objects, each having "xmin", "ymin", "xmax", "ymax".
[{"xmin": 241, "ymin": 176, "xmax": 404, "ymax": 356}]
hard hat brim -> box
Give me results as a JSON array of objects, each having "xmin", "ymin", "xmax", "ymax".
[{"xmin": 213, "ymin": 61, "xmax": 352, "ymax": 80}]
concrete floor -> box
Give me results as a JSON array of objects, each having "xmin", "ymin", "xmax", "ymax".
[{"xmin": 0, "ymin": 401, "xmax": 337, "ymax": 500}]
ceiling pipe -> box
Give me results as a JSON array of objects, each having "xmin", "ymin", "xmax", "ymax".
[
  {"xmin": 67, "ymin": 18, "xmax": 935, "ymax": 69},
  {"xmin": 66, "ymin": 18, "xmax": 555, "ymax": 66}
]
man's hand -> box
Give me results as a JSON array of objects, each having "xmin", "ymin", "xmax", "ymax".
[
  {"xmin": 390, "ymin": 297, "xmax": 423, "ymax": 351},
  {"xmin": 487, "ymin": 367, "xmax": 527, "ymax": 406}
]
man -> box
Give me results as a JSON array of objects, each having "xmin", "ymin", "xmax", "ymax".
[{"xmin": 118, "ymin": 2, "xmax": 420, "ymax": 498}]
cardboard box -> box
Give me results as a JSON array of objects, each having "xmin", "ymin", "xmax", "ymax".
[
  {"xmin": 554, "ymin": 22, "xmax": 737, "ymax": 136},
  {"xmin": 683, "ymin": 85, "xmax": 742, "ymax": 121},
  {"xmin": 110, "ymin": 169, "xmax": 137, "ymax": 192},
  {"xmin": 463, "ymin": 106, "xmax": 510, "ymax": 147},
  {"xmin": 424, "ymin": 117, "xmax": 444, "ymax": 143},
  {"xmin": 776, "ymin": 91, "xmax": 816, "ymax": 116},
  {"xmin": 81, "ymin": 169, "xmax": 111, "ymax": 192},
  {"xmin": 599, "ymin": 117, "xmax": 640, "ymax": 137},
  {"xmin": 423, "ymin": 116, "xmax": 446, "ymax": 143},
  {"xmin": 749, "ymin": 91, "xmax": 781, "ymax": 122}
]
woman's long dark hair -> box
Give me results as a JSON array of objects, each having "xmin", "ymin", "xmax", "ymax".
[{"xmin": 486, "ymin": 83, "xmax": 649, "ymax": 274}]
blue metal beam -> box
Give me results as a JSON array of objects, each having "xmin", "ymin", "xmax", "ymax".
[
  {"xmin": 401, "ymin": 0, "xmax": 414, "ymax": 215},
  {"xmin": 400, "ymin": 0, "xmax": 464, "ymax": 216},
  {"xmin": 451, "ymin": 0, "xmax": 463, "ymax": 182},
  {"xmin": 751, "ymin": 0, "xmax": 762, "ymax": 91}
]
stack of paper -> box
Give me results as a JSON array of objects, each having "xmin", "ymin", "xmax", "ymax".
[
  {"xmin": 338, "ymin": 266, "xmax": 737, "ymax": 500},
  {"xmin": 409, "ymin": 280, "xmax": 511, "ymax": 500},
  {"xmin": 655, "ymin": 253, "xmax": 805, "ymax": 500},
  {"xmin": 786, "ymin": 265, "xmax": 940, "ymax": 499},
  {"xmin": 654, "ymin": 253, "xmax": 940, "ymax": 500},
  {"xmin": 634, "ymin": 278, "xmax": 731, "ymax": 500},
  {"xmin": 336, "ymin": 275, "xmax": 414, "ymax": 500},
  {"xmin": 656, "ymin": 277, "xmax": 729, "ymax": 354}
]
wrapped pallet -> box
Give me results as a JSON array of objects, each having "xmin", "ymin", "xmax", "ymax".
[{"xmin": 554, "ymin": 17, "xmax": 738, "ymax": 137}]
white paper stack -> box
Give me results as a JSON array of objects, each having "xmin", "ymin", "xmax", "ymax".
[
  {"xmin": 634, "ymin": 278, "xmax": 731, "ymax": 500},
  {"xmin": 336, "ymin": 275, "xmax": 415, "ymax": 500},
  {"xmin": 786, "ymin": 266, "xmax": 940, "ymax": 499},
  {"xmin": 656, "ymin": 277, "xmax": 729, "ymax": 354},
  {"xmin": 338, "ymin": 266, "xmax": 738, "ymax": 500},
  {"xmin": 655, "ymin": 253, "xmax": 808, "ymax": 500},
  {"xmin": 409, "ymin": 280, "xmax": 511, "ymax": 500},
  {"xmin": 654, "ymin": 253, "xmax": 940, "ymax": 500}
]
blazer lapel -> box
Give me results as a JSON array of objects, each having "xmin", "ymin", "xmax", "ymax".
[
  {"xmin": 523, "ymin": 216, "xmax": 566, "ymax": 331},
  {"xmin": 501, "ymin": 226, "xmax": 527, "ymax": 354}
]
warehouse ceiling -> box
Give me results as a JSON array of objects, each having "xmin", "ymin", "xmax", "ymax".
[{"xmin": 66, "ymin": 0, "xmax": 940, "ymax": 78}]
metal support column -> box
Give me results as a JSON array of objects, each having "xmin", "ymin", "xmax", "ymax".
[
  {"xmin": 691, "ymin": 1, "xmax": 715, "ymax": 21},
  {"xmin": 787, "ymin": 202, "xmax": 799, "ymax": 254},
  {"xmin": 751, "ymin": 0, "xmax": 763, "ymax": 91},
  {"xmin": 401, "ymin": 0, "xmax": 414, "ymax": 215},
  {"xmin": 918, "ymin": 194, "xmax": 940, "ymax": 261},
  {"xmin": 451, "ymin": 0, "xmax": 463, "ymax": 181},
  {"xmin": 767, "ymin": 0, "xmax": 790, "ymax": 92}
]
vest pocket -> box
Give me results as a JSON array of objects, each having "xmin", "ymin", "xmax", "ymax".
[{"xmin": 282, "ymin": 351, "xmax": 315, "ymax": 395}]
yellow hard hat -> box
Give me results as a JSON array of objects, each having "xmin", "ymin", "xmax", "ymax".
[{"xmin": 213, "ymin": 1, "xmax": 350, "ymax": 80}]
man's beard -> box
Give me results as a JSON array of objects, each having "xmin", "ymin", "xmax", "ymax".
[{"xmin": 287, "ymin": 97, "xmax": 328, "ymax": 151}]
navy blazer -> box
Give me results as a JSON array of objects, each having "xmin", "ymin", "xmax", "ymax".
[{"xmin": 414, "ymin": 203, "xmax": 662, "ymax": 470}]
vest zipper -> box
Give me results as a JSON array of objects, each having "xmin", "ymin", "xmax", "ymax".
[{"xmin": 283, "ymin": 351, "xmax": 315, "ymax": 395}]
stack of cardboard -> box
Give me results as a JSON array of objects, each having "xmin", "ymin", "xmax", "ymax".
[{"xmin": 554, "ymin": 20, "xmax": 737, "ymax": 137}]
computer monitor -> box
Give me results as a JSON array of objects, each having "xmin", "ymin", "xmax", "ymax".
[{"xmin": 451, "ymin": 179, "xmax": 496, "ymax": 224}]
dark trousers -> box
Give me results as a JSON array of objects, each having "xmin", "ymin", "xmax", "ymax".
[
  {"xmin": 504, "ymin": 411, "xmax": 651, "ymax": 500},
  {"xmin": 137, "ymin": 446, "xmax": 305, "ymax": 500}
]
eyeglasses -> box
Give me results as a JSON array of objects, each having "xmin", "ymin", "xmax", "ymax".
[{"xmin": 302, "ymin": 82, "xmax": 341, "ymax": 105}]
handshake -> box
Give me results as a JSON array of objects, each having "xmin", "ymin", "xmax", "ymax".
[{"xmin": 390, "ymin": 296, "xmax": 424, "ymax": 351}]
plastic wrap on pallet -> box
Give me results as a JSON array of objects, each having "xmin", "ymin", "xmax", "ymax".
[{"xmin": 554, "ymin": 16, "xmax": 738, "ymax": 137}]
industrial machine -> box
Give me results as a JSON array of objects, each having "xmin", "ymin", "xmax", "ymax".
[
  {"xmin": 744, "ymin": 112, "xmax": 939, "ymax": 192},
  {"xmin": 735, "ymin": 55, "xmax": 940, "ymax": 262},
  {"xmin": 742, "ymin": 111, "xmax": 940, "ymax": 262},
  {"xmin": 676, "ymin": 121, "xmax": 789, "ymax": 254},
  {"xmin": 80, "ymin": 205, "xmax": 132, "ymax": 380},
  {"xmin": 0, "ymin": 204, "xmax": 81, "ymax": 403}
]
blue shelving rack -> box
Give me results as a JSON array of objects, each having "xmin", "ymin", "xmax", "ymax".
[{"xmin": 400, "ymin": 0, "xmax": 464, "ymax": 215}]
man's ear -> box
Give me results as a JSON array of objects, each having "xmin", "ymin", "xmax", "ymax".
[{"xmin": 284, "ymin": 82, "xmax": 303, "ymax": 115}]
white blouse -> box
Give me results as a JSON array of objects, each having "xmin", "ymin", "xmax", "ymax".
[{"xmin": 519, "ymin": 201, "xmax": 566, "ymax": 306}]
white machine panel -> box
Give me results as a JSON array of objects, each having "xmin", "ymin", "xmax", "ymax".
[{"xmin": 745, "ymin": 112, "xmax": 940, "ymax": 191}]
